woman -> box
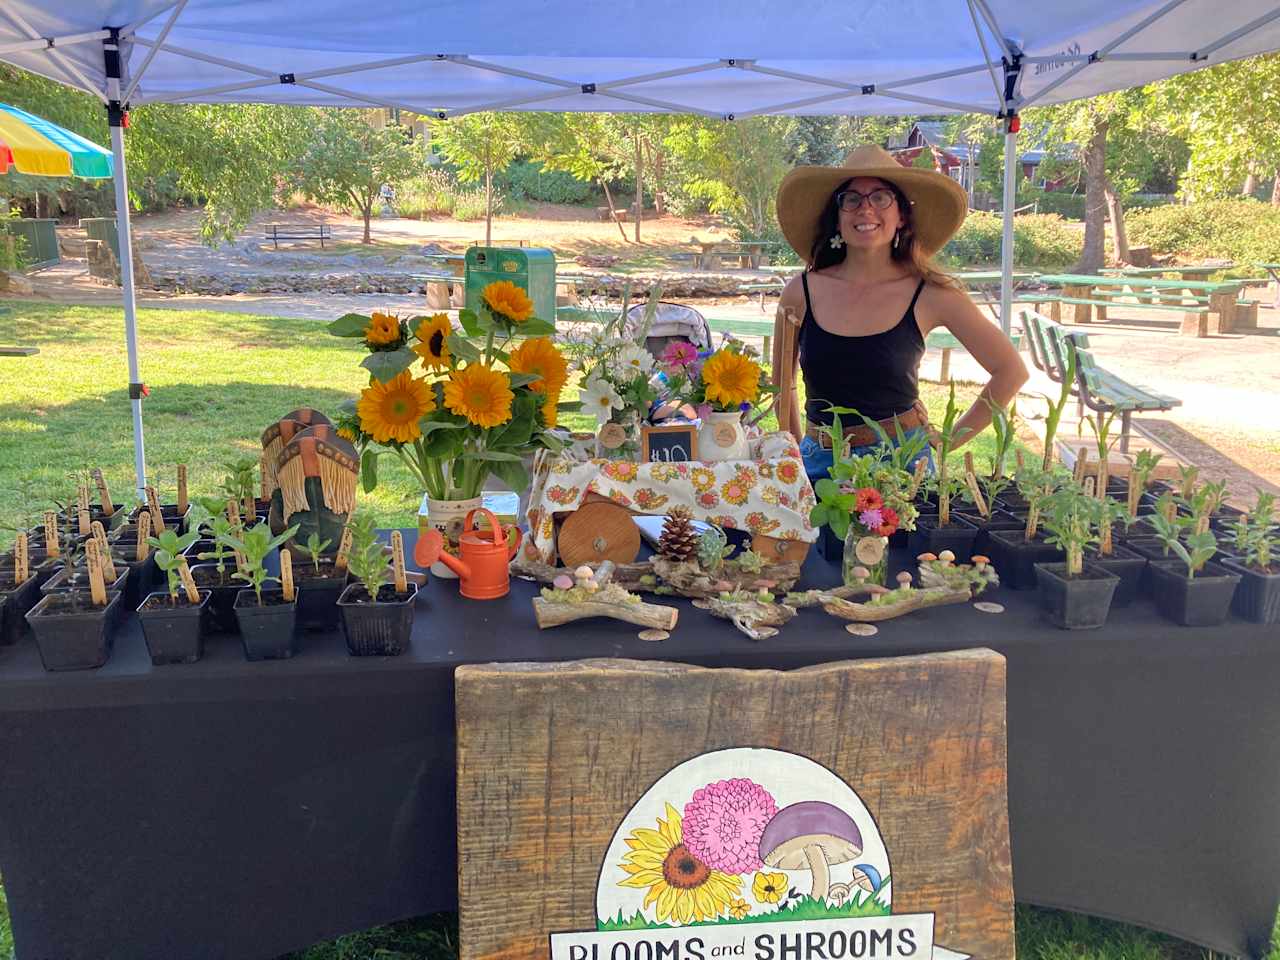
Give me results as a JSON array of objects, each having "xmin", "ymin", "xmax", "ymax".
[{"xmin": 771, "ymin": 144, "xmax": 1027, "ymax": 481}]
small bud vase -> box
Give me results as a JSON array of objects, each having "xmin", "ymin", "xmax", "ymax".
[{"xmin": 697, "ymin": 410, "xmax": 749, "ymax": 463}]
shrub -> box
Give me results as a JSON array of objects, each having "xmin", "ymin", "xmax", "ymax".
[
  {"xmin": 1126, "ymin": 200, "xmax": 1280, "ymax": 264},
  {"xmin": 939, "ymin": 211, "xmax": 1079, "ymax": 270},
  {"xmin": 452, "ymin": 186, "xmax": 500, "ymax": 222},
  {"xmin": 396, "ymin": 169, "xmax": 457, "ymax": 219},
  {"xmin": 495, "ymin": 159, "xmax": 598, "ymax": 205}
]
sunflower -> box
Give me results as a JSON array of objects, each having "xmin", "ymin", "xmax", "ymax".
[
  {"xmin": 364, "ymin": 311, "xmax": 402, "ymax": 347},
  {"xmin": 541, "ymin": 386, "xmax": 563, "ymax": 429},
  {"xmin": 508, "ymin": 337, "xmax": 568, "ymax": 394},
  {"xmin": 481, "ymin": 280, "xmax": 535, "ymax": 323},
  {"xmin": 701, "ymin": 349, "xmax": 762, "ymax": 409},
  {"xmin": 617, "ymin": 803, "xmax": 741, "ymax": 926},
  {"xmin": 412, "ymin": 313, "xmax": 453, "ymax": 371},
  {"xmin": 356, "ymin": 370, "xmax": 435, "ymax": 444},
  {"xmin": 336, "ymin": 426, "xmax": 358, "ymax": 444},
  {"xmin": 443, "ymin": 364, "xmax": 514, "ymax": 428}
]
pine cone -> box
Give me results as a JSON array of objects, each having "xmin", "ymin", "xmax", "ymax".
[{"xmin": 658, "ymin": 506, "xmax": 699, "ymax": 562}]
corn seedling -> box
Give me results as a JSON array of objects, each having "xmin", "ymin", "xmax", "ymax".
[{"xmin": 1040, "ymin": 341, "xmax": 1077, "ymax": 471}]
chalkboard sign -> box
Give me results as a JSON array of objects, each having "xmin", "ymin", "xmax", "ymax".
[{"xmin": 640, "ymin": 423, "xmax": 698, "ymax": 462}]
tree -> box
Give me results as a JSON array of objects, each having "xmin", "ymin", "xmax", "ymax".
[
  {"xmin": 293, "ymin": 109, "xmax": 422, "ymax": 244},
  {"xmin": 429, "ymin": 113, "xmax": 526, "ymax": 245}
]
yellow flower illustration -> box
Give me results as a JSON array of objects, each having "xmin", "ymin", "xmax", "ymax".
[
  {"xmin": 356, "ymin": 370, "xmax": 435, "ymax": 444},
  {"xmin": 702, "ymin": 349, "xmax": 761, "ymax": 409},
  {"xmin": 443, "ymin": 364, "xmax": 514, "ymax": 428},
  {"xmin": 729, "ymin": 897, "xmax": 751, "ymax": 920},
  {"xmin": 412, "ymin": 313, "xmax": 453, "ymax": 371},
  {"xmin": 508, "ymin": 336, "xmax": 567, "ymax": 394},
  {"xmin": 618, "ymin": 803, "xmax": 742, "ymax": 925},
  {"xmin": 752, "ymin": 871, "xmax": 788, "ymax": 905},
  {"xmin": 690, "ymin": 467, "xmax": 716, "ymax": 493},
  {"xmin": 364, "ymin": 311, "xmax": 401, "ymax": 346},
  {"xmin": 481, "ymin": 280, "xmax": 535, "ymax": 323}
]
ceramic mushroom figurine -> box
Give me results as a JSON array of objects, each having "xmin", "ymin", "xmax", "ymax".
[{"xmin": 758, "ymin": 801, "xmax": 863, "ymax": 902}]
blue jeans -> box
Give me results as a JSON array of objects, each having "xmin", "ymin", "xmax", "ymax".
[{"xmin": 800, "ymin": 427, "xmax": 935, "ymax": 483}]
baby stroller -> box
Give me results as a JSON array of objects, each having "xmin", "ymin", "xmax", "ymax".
[{"xmin": 623, "ymin": 300, "xmax": 713, "ymax": 361}]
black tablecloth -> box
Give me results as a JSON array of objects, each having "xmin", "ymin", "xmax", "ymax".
[{"xmin": 1, "ymin": 531, "xmax": 1277, "ymax": 960}]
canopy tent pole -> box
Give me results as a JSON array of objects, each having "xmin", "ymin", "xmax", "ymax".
[
  {"xmin": 998, "ymin": 116, "xmax": 1017, "ymax": 336},
  {"xmin": 104, "ymin": 29, "xmax": 147, "ymax": 498}
]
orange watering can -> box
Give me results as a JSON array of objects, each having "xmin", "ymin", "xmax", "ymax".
[{"xmin": 414, "ymin": 507, "xmax": 522, "ymax": 600}]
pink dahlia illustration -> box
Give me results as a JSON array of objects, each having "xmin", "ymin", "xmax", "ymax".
[{"xmin": 682, "ymin": 778, "xmax": 778, "ymax": 875}]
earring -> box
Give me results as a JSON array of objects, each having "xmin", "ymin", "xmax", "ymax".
[
  {"xmin": 829, "ymin": 233, "xmax": 845, "ymax": 249},
  {"xmin": 892, "ymin": 229, "xmax": 901, "ymax": 251}
]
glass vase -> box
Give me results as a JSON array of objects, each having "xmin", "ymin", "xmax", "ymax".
[
  {"xmin": 842, "ymin": 526, "xmax": 889, "ymax": 587},
  {"xmin": 596, "ymin": 408, "xmax": 642, "ymax": 461}
]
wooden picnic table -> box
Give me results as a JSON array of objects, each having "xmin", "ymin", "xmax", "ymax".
[
  {"xmin": 692, "ymin": 240, "xmax": 783, "ymax": 270},
  {"xmin": 1038, "ymin": 272, "xmax": 1243, "ymax": 334},
  {"xmin": 1255, "ymin": 262, "xmax": 1280, "ymax": 308},
  {"xmin": 1100, "ymin": 263, "xmax": 1234, "ymax": 281},
  {"xmin": 421, "ymin": 253, "xmax": 465, "ymax": 276}
]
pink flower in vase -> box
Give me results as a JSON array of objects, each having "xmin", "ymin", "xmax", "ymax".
[
  {"xmin": 696, "ymin": 402, "xmax": 712, "ymax": 420},
  {"xmin": 661, "ymin": 341, "xmax": 699, "ymax": 368},
  {"xmin": 683, "ymin": 778, "xmax": 778, "ymax": 875},
  {"xmin": 858, "ymin": 508, "xmax": 884, "ymax": 531}
]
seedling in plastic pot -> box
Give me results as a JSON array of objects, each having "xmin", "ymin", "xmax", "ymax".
[
  {"xmin": 928, "ymin": 382, "xmax": 972, "ymax": 527},
  {"xmin": 148, "ymin": 528, "xmax": 202, "ymax": 604},
  {"xmin": 217, "ymin": 521, "xmax": 299, "ymax": 606},
  {"xmin": 1177, "ymin": 464, "xmax": 1199, "ymax": 500},
  {"xmin": 1127, "ymin": 449, "xmax": 1162, "ymax": 518},
  {"xmin": 1086, "ymin": 410, "xmax": 1119, "ymax": 501},
  {"xmin": 1167, "ymin": 530, "xmax": 1218, "ymax": 580},
  {"xmin": 1041, "ymin": 485, "xmax": 1105, "ymax": 576},
  {"xmin": 345, "ymin": 513, "xmax": 391, "ymax": 600},
  {"xmin": 1040, "ymin": 340, "xmax": 1077, "ymax": 471},
  {"xmin": 296, "ymin": 532, "xmax": 334, "ymax": 575},
  {"xmin": 1150, "ymin": 509, "xmax": 1189, "ymax": 559}
]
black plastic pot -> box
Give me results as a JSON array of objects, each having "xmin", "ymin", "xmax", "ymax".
[
  {"xmin": 954, "ymin": 509, "xmax": 1024, "ymax": 555},
  {"xmin": 1034, "ymin": 562, "xmax": 1119, "ymax": 630},
  {"xmin": 295, "ymin": 562, "xmax": 349, "ymax": 632},
  {"xmin": 1123, "ymin": 537, "xmax": 1181, "ymax": 595},
  {"xmin": 128, "ymin": 503, "xmax": 188, "ymax": 532},
  {"xmin": 2, "ymin": 549, "xmax": 63, "ymax": 588},
  {"xmin": 25, "ymin": 590, "xmax": 121, "ymax": 671},
  {"xmin": 0, "ymin": 570, "xmax": 40, "ymax": 645},
  {"xmin": 41, "ymin": 564, "xmax": 130, "ymax": 596},
  {"xmin": 1149, "ymin": 561, "xmax": 1242, "ymax": 627},
  {"xmin": 1119, "ymin": 518, "xmax": 1162, "ymax": 541},
  {"xmin": 1083, "ymin": 544, "xmax": 1146, "ymax": 608},
  {"xmin": 138, "ymin": 590, "xmax": 210, "ymax": 664},
  {"xmin": 1219, "ymin": 558, "xmax": 1280, "ymax": 625},
  {"xmin": 338, "ymin": 582, "xmax": 417, "ymax": 656},
  {"xmin": 233, "ymin": 587, "xmax": 298, "ymax": 660},
  {"xmin": 987, "ymin": 529, "xmax": 1065, "ymax": 591},
  {"xmin": 908, "ymin": 515, "xmax": 979, "ymax": 562},
  {"xmin": 190, "ymin": 563, "xmax": 241, "ymax": 634}
]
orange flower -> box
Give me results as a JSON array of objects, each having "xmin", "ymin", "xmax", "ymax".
[
  {"xmin": 481, "ymin": 280, "xmax": 535, "ymax": 323},
  {"xmin": 443, "ymin": 364, "xmax": 514, "ymax": 428},
  {"xmin": 364, "ymin": 312, "xmax": 401, "ymax": 346},
  {"xmin": 356, "ymin": 370, "xmax": 435, "ymax": 444},
  {"xmin": 508, "ymin": 336, "xmax": 567, "ymax": 393}
]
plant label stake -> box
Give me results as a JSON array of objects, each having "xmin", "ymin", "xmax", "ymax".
[
  {"xmin": 243, "ymin": 490, "xmax": 256, "ymax": 526},
  {"xmin": 177, "ymin": 464, "xmax": 188, "ymax": 515},
  {"xmin": 85, "ymin": 539, "xmax": 108, "ymax": 607},
  {"xmin": 1015, "ymin": 448, "xmax": 1025, "ymax": 471},
  {"xmin": 259, "ymin": 452, "xmax": 270, "ymax": 503},
  {"xmin": 145, "ymin": 485, "xmax": 166, "ymax": 532},
  {"xmin": 43, "ymin": 511, "xmax": 59, "ymax": 558},
  {"xmin": 14, "ymin": 532, "xmax": 29, "ymax": 585},
  {"xmin": 335, "ymin": 527, "xmax": 352, "ymax": 571},
  {"xmin": 135, "ymin": 510, "xmax": 152, "ymax": 561},
  {"xmin": 1162, "ymin": 496, "xmax": 1177, "ymax": 524},
  {"xmin": 234, "ymin": 549, "xmax": 247, "ymax": 573},
  {"xmin": 391, "ymin": 531, "xmax": 408, "ymax": 594},
  {"xmin": 964, "ymin": 452, "xmax": 988, "ymax": 518},
  {"xmin": 280, "ymin": 549, "xmax": 295, "ymax": 602},
  {"xmin": 92, "ymin": 468, "xmax": 114, "ymax": 515},
  {"xmin": 91, "ymin": 521, "xmax": 117, "ymax": 581},
  {"xmin": 77, "ymin": 506, "xmax": 91, "ymax": 537},
  {"xmin": 1083, "ymin": 476, "xmax": 1096, "ymax": 497},
  {"xmin": 1072, "ymin": 448, "xmax": 1089, "ymax": 485},
  {"xmin": 1126, "ymin": 468, "xmax": 1142, "ymax": 518},
  {"xmin": 227, "ymin": 497, "xmax": 241, "ymax": 529},
  {"xmin": 177, "ymin": 557, "xmax": 200, "ymax": 604},
  {"xmin": 77, "ymin": 484, "xmax": 90, "ymax": 515},
  {"xmin": 908, "ymin": 457, "xmax": 928, "ymax": 501}
]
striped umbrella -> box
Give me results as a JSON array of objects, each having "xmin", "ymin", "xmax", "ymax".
[{"xmin": 0, "ymin": 102, "xmax": 112, "ymax": 179}]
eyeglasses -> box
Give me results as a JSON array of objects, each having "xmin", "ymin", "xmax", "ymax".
[{"xmin": 835, "ymin": 188, "xmax": 896, "ymax": 212}]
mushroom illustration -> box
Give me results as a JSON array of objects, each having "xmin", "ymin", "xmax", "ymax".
[
  {"xmin": 758, "ymin": 801, "xmax": 863, "ymax": 902},
  {"xmin": 851, "ymin": 863, "xmax": 883, "ymax": 894}
]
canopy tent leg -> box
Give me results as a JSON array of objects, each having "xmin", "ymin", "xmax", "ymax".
[
  {"xmin": 999, "ymin": 118, "xmax": 1017, "ymax": 336},
  {"xmin": 109, "ymin": 114, "xmax": 147, "ymax": 498}
]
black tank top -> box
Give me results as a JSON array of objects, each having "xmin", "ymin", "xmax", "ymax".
[{"xmin": 798, "ymin": 272, "xmax": 926, "ymax": 425}]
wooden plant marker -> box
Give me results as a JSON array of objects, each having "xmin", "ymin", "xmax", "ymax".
[
  {"xmin": 259, "ymin": 452, "xmax": 270, "ymax": 502},
  {"xmin": 177, "ymin": 557, "xmax": 200, "ymax": 604},
  {"xmin": 234, "ymin": 550, "xmax": 248, "ymax": 574},
  {"xmin": 84, "ymin": 539, "xmax": 108, "ymax": 606},
  {"xmin": 226, "ymin": 497, "xmax": 242, "ymax": 529},
  {"xmin": 77, "ymin": 484, "xmax": 90, "ymax": 515},
  {"xmin": 1126, "ymin": 469, "xmax": 1143, "ymax": 518},
  {"xmin": 176, "ymin": 464, "xmax": 188, "ymax": 515},
  {"xmin": 1072, "ymin": 447, "xmax": 1089, "ymax": 485},
  {"xmin": 907, "ymin": 456, "xmax": 929, "ymax": 501},
  {"xmin": 14, "ymin": 533, "xmax": 29, "ymax": 585},
  {"xmin": 243, "ymin": 492, "xmax": 256, "ymax": 526},
  {"xmin": 1015, "ymin": 447, "xmax": 1025, "ymax": 471},
  {"xmin": 77, "ymin": 507, "xmax": 91, "ymax": 537},
  {"xmin": 43, "ymin": 510, "xmax": 60, "ymax": 559},
  {"xmin": 135, "ymin": 510, "xmax": 152, "ymax": 561},
  {"xmin": 335, "ymin": 527, "xmax": 352, "ymax": 571},
  {"xmin": 145, "ymin": 485, "xmax": 166, "ymax": 532},
  {"xmin": 92, "ymin": 468, "xmax": 114, "ymax": 515},
  {"xmin": 391, "ymin": 531, "xmax": 407, "ymax": 594},
  {"xmin": 91, "ymin": 521, "xmax": 117, "ymax": 581},
  {"xmin": 280, "ymin": 549, "xmax": 295, "ymax": 602},
  {"xmin": 1162, "ymin": 495, "xmax": 1178, "ymax": 524},
  {"xmin": 964, "ymin": 452, "xmax": 988, "ymax": 517},
  {"xmin": 455, "ymin": 651, "xmax": 1013, "ymax": 960}
]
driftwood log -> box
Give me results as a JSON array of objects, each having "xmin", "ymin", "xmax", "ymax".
[
  {"xmin": 784, "ymin": 583, "xmax": 888, "ymax": 607},
  {"xmin": 532, "ymin": 597, "xmax": 679, "ymax": 631},
  {"xmin": 703, "ymin": 596, "xmax": 796, "ymax": 639},
  {"xmin": 512, "ymin": 555, "xmax": 802, "ymax": 598},
  {"xmin": 822, "ymin": 587, "xmax": 972, "ymax": 622}
]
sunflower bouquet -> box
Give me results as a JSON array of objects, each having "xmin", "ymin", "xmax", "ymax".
[
  {"xmin": 665, "ymin": 340, "xmax": 774, "ymax": 416},
  {"xmin": 327, "ymin": 280, "xmax": 565, "ymax": 501}
]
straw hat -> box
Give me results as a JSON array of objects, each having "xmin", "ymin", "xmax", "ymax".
[{"xmin": 776, "ymin": 143, "xmax": 968, "ymax": 262}]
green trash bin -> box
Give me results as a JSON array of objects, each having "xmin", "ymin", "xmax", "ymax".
[
  {"xmin": 2, "ymin": 219, "xmax": 60, "ymax": 267},
  {"xmin": 464, "ymin": 247, "xmax": 557, "ymax": 326},
  {"xmin": 79, "ymin": 218, "xmax": 119, "ymax": 260}
]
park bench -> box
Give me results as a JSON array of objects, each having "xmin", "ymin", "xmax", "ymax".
[
  {"xmin": 692, "ymin": 240, "xmax": 781, "ymax": 270},
  {"xmin": 0, "ymin": 346, "xmax": 38, "ymax": 356},
  {"xmin": 263, "ymin": 223, "xmax": 332, "ymax": 249},
  {"xmin": 1021, "ymin": 309, "xmax": 1180, "ymax": 453},
  {"xmin": 1038, "ymin": 273, "xmax": 1239, "ymax": 336},
  {"xmin": 410, "ymin": 271, "xmax": 465, "ymax": 309}
]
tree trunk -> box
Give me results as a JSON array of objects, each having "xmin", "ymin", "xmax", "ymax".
[
  {"xmin": 653, "ymin": 149, "xmax": 666, "ymax": 215},
  {"xmin": 1272, "ymin": 170, "xmax": 1280, "ymax": 207},
  {"xmin": 599, "ymin": 178, "xmax": 628, "ymax": 242},
  {"xmin": 1104, "ymin": 181, "xmax": 1129, "ymax": 264},
  {"xmin": 1243, "ymin": 164, "xmax": 1258, "ymax": 197},
  {"xmin": 1073, "ymin": 119, "xmax": 1108, "ymax": 273},
  {"xmin": 634, "ymin": 135, "xmax": 643, "ymax": 243},
  {"xmin": 484, "ymin": 167, "xmax": 493, "ymax": 247},
  {"xmin": 362, "ymin": 206, "xmax": 372, "ymax": 244}
]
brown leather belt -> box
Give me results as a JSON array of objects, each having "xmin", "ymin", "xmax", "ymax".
[{"xmin": 806, "ymin": 402, "xmax": 929, "ymax": 451}]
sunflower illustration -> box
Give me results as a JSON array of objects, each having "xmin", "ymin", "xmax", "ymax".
[
  {"xmin": 701, "ymin": 350, "xmax": 761, "ymax": 409},
  {"xmin": 508, "ymin": 336, "xmax": 567, "ymax": 394},
  {"xmin": 752, "ymin": 870, "xmax": 788, "ymax": 905},
  {"xmin": 356, "ymin": 370, "xmax": 435, "ymax": 444},
  {"xmin": 618, "ymin": 803, "xmax": 742, "ymax": 925},
  {"xmin": 364, "ymin": 311, "xmax": 402, "ymax": 347},
  {"xmin": 443, "ymin": 364, "xmax": 514, "ymax": 428},
  {"xmin": 412, "ymin": 313, "xmax": 453, "ymax": 371},
  {"xmin": 481, "ymin": 280, "xmax": 535, "ymax": 323}
]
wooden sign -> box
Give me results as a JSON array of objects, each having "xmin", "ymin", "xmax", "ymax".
[
  {"xmin": 92, "ymin": 468, "xmax": 114, "ymax": 514},
  {"xmin": 43, "ymin": 511, "xmax": 59, "ymax": 558},
  {"xmin": 640, "ymin": 423, "xmax": 699, "ymax": 463},
  {"xmin": 456, "ymin": 651, "xmax": 1012, "ymax": 960}
]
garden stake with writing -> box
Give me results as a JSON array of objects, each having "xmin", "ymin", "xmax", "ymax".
[
  {"xmin": 1041, "ymin": 341, "xmax": 1077, "ymax": 470},
  {"xmin": 77, "ymin": 484, "xmax": 90, "ymax": 517},
  {"xmin": 391, "ymin": 532, "xmax": 408, "ymax": 593},
  {"xmin": 135, "ymin": 510, "xmax": 151, "ymax": 561},
  {"xmin": 1179, "ymin": 464, "xmax": 1199, "ymax": 500},
  {"xmin": 91, "ymin": 522, "xmax": 117, "ymax": 581},
  {"xmin": 280, "ymin": 549, "xmax": 295, "ymax": 602},
  {"xmin": 15, "ymin": 532, "xmax": 28, "ymax": 585},
  {"xmin": 178, "ymin": 557, "xmax": 200, "ymax": 604},
  {"xmin": 227, "ymin": 497, "xmax": 241, "ymax": 529},
  {"xmin": 92, "ymin": 468, "xmax": 113, "ymax": 515},
  {"xmin": 43, "ymin": 511, "xmax": 59, "ymax": 559},
  {"xmin": 908, "ymin": 457, "xmax": 928, "ymax": 501},
  {"xmin": 964, "ymin": 452, "xmax": 988, "ymax": 518},
  {"xmin": 1072, "ymin": 447, "xmax": 1089, "ymax": 486},
  {"xmin": 85, "ymin": 539, "xmax": 108, "ymax": 607},
  {"xmin": 78, "ymin": 507, "xmax": 90, "ymax": 537},
  {"xmin": 335, "ymin": 526, "xmax": 352, "ymax": 571},
  {"xmin": 145, "ymin": 486, "xmax": 166, "ymax": 532},
  {"xmin": 177, "ymin": 464, "xmax": 188, "ymax": 515}
]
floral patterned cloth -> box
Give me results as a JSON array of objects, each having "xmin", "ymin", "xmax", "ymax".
[{"xmin": 522, "ymin": 431, "xmax": 818, "ymax": 564}]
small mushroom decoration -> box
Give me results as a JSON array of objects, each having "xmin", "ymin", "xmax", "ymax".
[
  {"xmin": 849, "ymin": 566, "xmax": 870, "ymax": 586},
  {"xmin": 971, "ymin": 555, "xmax": 990, "ymax": 574},
  {"xmin": 895, "ymin": 571, "xmax": 913, "ymax": 591},
  {"xmin": 758, "ymin": 801, "xmax": 863, "ymax": 902},
  {"xmin": 552, "ymin": 573, "xmax": 574, "ymax": 591},
  {"xmin": 916, "ymin": 552, "xmax": 937, "ymax": 565},
  {"xmin": 937, "ymin": 549, "xmax": 955, "ymax": 566},
  {"xmin": 574, "ymin": 564, "xmax": 599, "ymax": 592}
]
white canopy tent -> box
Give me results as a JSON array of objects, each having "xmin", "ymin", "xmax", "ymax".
[{"xmin": 4, "ymin": 0, "xmax": 1280, "ymax": 494}]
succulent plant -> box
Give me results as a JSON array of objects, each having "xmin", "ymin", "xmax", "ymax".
[{"xmin": 696, "ymin": 525, "xmax": 732, "ymax": 573}]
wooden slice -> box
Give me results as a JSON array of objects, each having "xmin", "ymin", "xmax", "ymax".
[
  {"xmin": 750, "ymin": 533, "xmax": 811, "ymax": 566},
  {"xmin": 556, "ymin": 500, "xmax": 641, "ymax": 568}
]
